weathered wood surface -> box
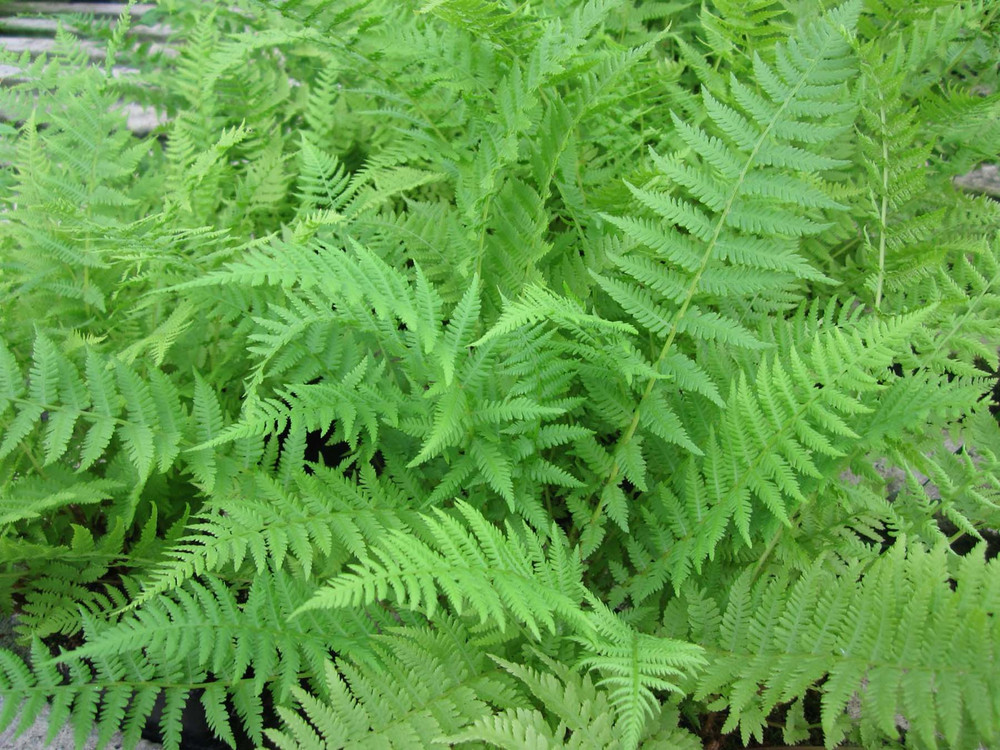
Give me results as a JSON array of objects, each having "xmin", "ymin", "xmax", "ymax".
[
  {"xmin": 0, "ymin": 2, "xmax": 155, "ymax": 16},
  {"xmin": 0, "ymin": 0, "xmax": 169, "ymax": 134},
  {"xmin": 0, "ymin": 34, "xmax": 103, "ymax": 57},
  {"xmin": 954, "ymin": 163, "xmax": 1000, "ymax": 198},
  {"xmin": 0, "ymin": 15, "xmax": 170, "ymax": 38},
  {"xmin": 0, "ymin": 34, "xmax": 173, "ymax": 57}
]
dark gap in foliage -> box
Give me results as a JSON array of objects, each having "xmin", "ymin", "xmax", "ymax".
[
  {"xmin": 942, "ymin": 518, "xmax": 1000, "ymax": 561},
  {"xmin": 547, "ymin": 212, "xmax": 569, "ymax": 235},
  {"xmin": 304, "ymin": 427, "xmax": 352, "ymax": 472},
  {"xmin": 340, "ymin": 142, "xmax": 368, "ymax": 174},
  {"xmin": 139, "ymin": 684, "xmax": 273, "ymax": 750},
  {"xmin": 856, "ymin": 521, "xmax": 900, "ymax": 555},
  {"xmin": 973, "ymin": 355, "xmax": 1000, "ymax": 419}
]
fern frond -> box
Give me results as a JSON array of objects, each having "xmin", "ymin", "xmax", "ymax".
[
  {"xmin": 266, "ymin": 618, "xmax": 520, "ymax": 749},
  {"xmin": 73, "ymin": 569, "xmax": 363, "ymax": 704},
  {"xmin": 448, "ymin": 653, "xmax": 703, "ymax": 750},
  {"xmin": 1, "ymin": 567, "xmax": 386, "ymax": 750},
  {"xmin": 693, "ymin": 542, "xmax": 1000, "ymax": 748},
  {"xmin": 3, "ymin": 519, "xmax": 133, "ymax": 639},
  {"xmin": 573, "ymin": 597, "xmax": 706, "ymax": 748},
  {"xmin": 298, "ymin": 500, "xmax": 704, "ymax": 746},
  {"xmin": 581, "ymin": 3, "xmax": 861, "ymax": 544},
  {"xmin": 298, "ymin": 500, "xmax": 588, "ymax": 638},
  {"xmin": 701, "ymin": 0, "xmax": 790, "ymax": 62},
  {"xmin": 852, "ymin": 41, "xmax": 940, "ymax": 310},
  {"xmin": 600, "ymin": 0, "xmax": 859, "ymax": 335},
  {"xmin": 132, "ymin": 466, "xmax": 416, "ymax": 607},
  {"xmin": 620, "ymin": 304, "xmax": 931, "ymax": 597},
  {"xmin": 905, "ymin": 233, "xmax": 1000, "ymax": 376},
  {"xmin": 0, "ymin": 335, "xmax": 186, "ymax": 484}
]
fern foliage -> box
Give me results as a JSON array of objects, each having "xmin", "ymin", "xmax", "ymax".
[
  {"xmin": 681, "ymin": 542, "xmax": 1000, "ymax": 748},
  {"xmin": 1, "ymin": 1, "xmax": 999, "ymax": 749}
]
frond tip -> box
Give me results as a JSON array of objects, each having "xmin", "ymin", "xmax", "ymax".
[
  {"xmin": 575, "ymin": 597, "xmax": 707, "ymax": 748},
  {"xmin": 295, "ymin": 500, "xmax": 588, "ymax": 638}
]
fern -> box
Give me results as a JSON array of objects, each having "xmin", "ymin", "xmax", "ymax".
[
  {"xmin": 265, "ymin": 618, "xmax": 522, "ymax": 749},
  {"xmin": 0, "ymin": 335, "xmax": 185, "ymax": 485},
  {"xmin": 1, "ymin": 566, "xmax": 394, "ymax": 749},
  {"xmin": 300, "ymin": 501, "xmax": 704, "ymax": 742},
  {"xmin": 617, "ymin": 302, "xmax": 934, "ymax": 599},
  {"xmin": 579, "ymin": 1, "xmax": 861, "ymax": 551},
  {"xmin": 131, "ymin": 465, "xmax": 418, "ymax": 607},
  {"xmin": 683, "ymin": 542, "xmax": 1000, "ymax": 748},
  {"xmin": 298, "ymin": 500, "xmax": 591, "ymax": 636},
  {"xmin": 446, "ymin": 653, "xmax": 704, "ymax": 750}
]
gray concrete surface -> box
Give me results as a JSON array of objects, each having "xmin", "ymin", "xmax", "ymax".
[
  {"xmin": 955, "ymin": 162, "xmax": 1000, "ymax": 197},
  {"xmin": 0, "ymin": 617, "xmax": 160, "ymax": 750},
  {"xmin": 0, "ymin": 693, "xmax": 161, "ymax": 749}
]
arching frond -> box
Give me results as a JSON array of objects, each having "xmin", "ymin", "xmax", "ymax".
[{"xmin": 693, "ymin": 542, "xmax": 1000, "ymax": 748}]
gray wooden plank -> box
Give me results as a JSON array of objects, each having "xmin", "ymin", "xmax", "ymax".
[
  {"xmin": 954, "ymin": 163, "xmax": 1000, "ymax": 198},
  {"xmin": 0, "ymin": 2, "xmax": 155, "ymax": 16},
  {"xmin": 0, "ymin": 16, "xmax": 171, "ymax": 39},
  {"xmin": 0, "ymin": 94, "xmax": 167, "ymax": 134},
  {"xmin": 0, "ymin": 35, "xmax": 104, "ymax": 59},
  {"xmin": 0, "ymin": 62, "xmax": 141, "ymax": 80},
  {"xmin": 0, "ymin": 35, "xmax": 176, "ymax": 59}
]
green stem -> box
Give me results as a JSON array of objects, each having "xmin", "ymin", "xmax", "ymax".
[{"xmin": 585, "ymin": 48, "xmax": 823, "ymax": 539}]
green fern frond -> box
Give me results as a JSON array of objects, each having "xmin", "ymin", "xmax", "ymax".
[
  {"xmin": 574, "ymin": 597, "xmax": 706, "ymax": 748},
  {"xmin": 580, "ymin": 2, "xmax": 862, "ymax": 546},
  {"xmin": 851, "ymin": 39, "xmax": 943, "ymax": 310},
  {"xmin": 448, "ymin": 653, "xmax": 703, "ymax": 750},
  {"xmin": 266, "ymin": 618, "xmax": 520, "ymax": 749},
  {"xmin": 694, "ymin": 542, "xmax": 1000, "ymax": 748},
  {"xmin": 417, "ymin": 0, "xmax": 532, "ymax": 51},
  {"xmin": 0, "ymin": 335, "xmax": 186, "ymax": 484},
  {"xmin": 905, "ymin": 234, "xmax": 1000, "ymax": 376},
  {"xmin": 297, "ymin": 500, "xmax": 588, "ymax": 638},
  {"xmin": 0, "ymin": 568, "xmax": 385, "ymax": 750},
  {"xmin": 620, "ymin": 304, "xmax": 931, "ymax": 597},
  {"xmin": 3, "ymin": 521, "xmax": 131, "ymax": 639},
  {"xmin": 700, "ymin": 0, "xmax": 790, "ymax": 61},
  {"xmin": 200, "ymin": 355, "xmax": 399, "ymax": 470},
  {"xmin": 298, "ymin": 500, "xmax": 704, "ymax": 746},
  {"xmin": 72, "ymin": 569, "xmax": 363, "ymax": 704},
  {"xmin": 132, "ymin": 466, "xmax": 416, "ymax": 607}
]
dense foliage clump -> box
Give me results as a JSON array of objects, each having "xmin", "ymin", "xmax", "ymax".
[{"xmin": 1, "ymin": 1, "xmax": 999, "ymax": 748}]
